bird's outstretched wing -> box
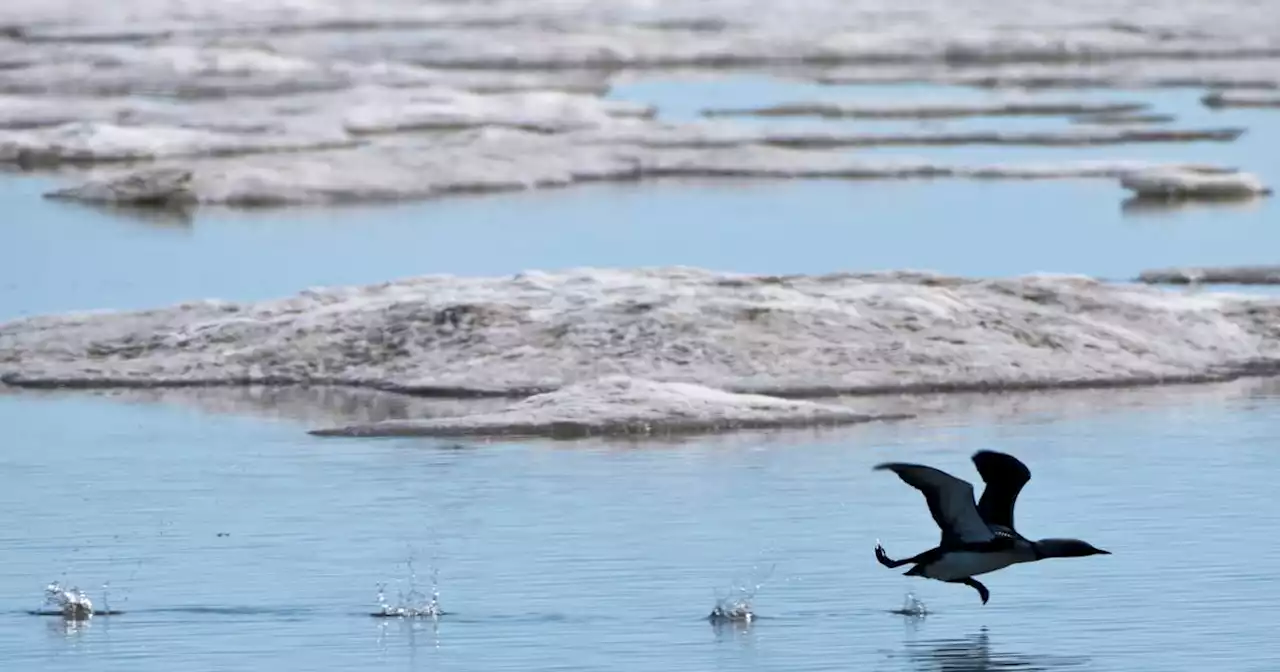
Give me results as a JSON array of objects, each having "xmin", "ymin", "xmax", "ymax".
[
  {"xmin": 875, "ymin": 461, "xmax": 995, "ymax": 546},
  {"xmin": 971, "ymin": 450, "xmax": 1032, "ymax": 533}
]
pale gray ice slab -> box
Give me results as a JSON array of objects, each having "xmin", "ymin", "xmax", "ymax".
[
  {"xmin": 1070, "ymin": 112, "xmax": 1177, "ymax": 126},
  {"xmin": 3, "ymin": 267, "xmax": 1280, "ymax": 398},
  {"xmin": 816, "ymin": 59, "xmax": 1280, "ymax": 90},
  {"xmin": 1138, "ymin": 266, "xmax": 1280, "ymax": 286},
  {"xmin": 701, "ymin": 99, "xmax": 1151, "ymax": 120},
  {"xmin": 1120, "ymin": 169, "xmax": 1272, "ymax": 200},
  {"xmin": 1202, "ymin": 90, "xmax": 1280, "ymax": 109},
  {"xmin": 43, "ymin": 136, "xmax": 1234, "ymax": 207}
]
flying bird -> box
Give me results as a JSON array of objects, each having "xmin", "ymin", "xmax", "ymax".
[{"xmin": 873, "ymin": 450, "xmax": 1109, "ymax": 604}]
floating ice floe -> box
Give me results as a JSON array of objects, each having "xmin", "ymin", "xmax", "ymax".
[
  {"xmin": 0, "ymin": 122, "xmax": 357, "ymax": 167},
  {"xmin": 0, "ymin": 1, "xmax": 1269, "ymax": 210},
  {"xmin": 0, "ymin": 85, "xmax": 650, "ymax": 133},
  {"xmin": 11, "ymin": 110, "xmax": 1243, "ymax": 170},
  {"xmin": 0, "ymin": 46, "xmax": 615, "ymax": 98},
  {"xmin": 1119, "ymin": 168, "xmax": 1272, "ymax": 200},
  {"xmin": 0, "ymin": 6, "xmax": 1270, "ymax": 157},
  {"xmin": 38, "ymin": 124, "xmax": 1244, "ymax": 207},
  {"xmin": 309, "ymin": 376, "xmax": 907, "ymax": 438},
  {"xmin": 0, "ymin": 84, "xmax": 660, "ymax": 168},
  {"xmin": 0, "ymin": 0, "xmax": 1275, "ymax": 67},
  {"xmin": 342, "ymin": 90, "xmax": 655, "ymax": 134},
  {"xmin": 0, "ymin": 1, "xmax": 1275, "ymax": 101},
  {"xmin": 701, "ymin": 99, "xmax": 1151, "ymax": 120},
  {"xmin": 609, "ymin": 123, "xmax": 1245, "ymax": 149},
  {"xmin": 1069, "ymin": 112, "xmax": 1177, "ymax": 126},
  {"xmin": 1201, "ymin": 90, "xmax": 1280, "ymax": 109},
  {"xmin": 1138, "ymin": 265, "xmax": 1280, "ymax": 286},
  {"xmin": 4, "ymin": 267, "xmax": 1280, "ymax": 401},
  {"xmin": 815, "ymin": 58, "xmax": 1280, "ymax": 91}
]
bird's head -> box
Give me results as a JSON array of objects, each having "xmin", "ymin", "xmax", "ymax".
[{"xmin": 1033, "ymin": 538, "xmax": 1111, "ymax": 559}]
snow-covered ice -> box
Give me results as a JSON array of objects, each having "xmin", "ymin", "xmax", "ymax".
[
  {"xmin": 4, "ymin": 267, "xmax": 1280, "ymax": 402},
  {"xmin": 0, "ymin": 0, "xmax": 1269, "ymax": 207}
]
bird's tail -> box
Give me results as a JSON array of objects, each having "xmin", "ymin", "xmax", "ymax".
[{"xmin": 903, "ymin": 565, "xmax": 926, "ymax": 577}]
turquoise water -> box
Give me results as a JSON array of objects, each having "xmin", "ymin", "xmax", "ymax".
[{"xmin": 4, "ymin": 76, "xmax": 1280, "ymax": 670}]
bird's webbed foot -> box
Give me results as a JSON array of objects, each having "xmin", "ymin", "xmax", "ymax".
[
  {"xmin": 948, "ymin": 577, "xmax": 990, "ymax": 604},
  {"xmin": 875, "ymin": 541, "xmax": 908, "ymax": 568}
]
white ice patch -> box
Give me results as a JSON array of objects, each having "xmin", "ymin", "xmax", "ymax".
[
  {"xmin": 1120, "ymin": 168, "xmax": 1272, "ymax": 200},
  {"xmin": 2, "ymin": 267, "xmax": 1278, "ymax": 397}
]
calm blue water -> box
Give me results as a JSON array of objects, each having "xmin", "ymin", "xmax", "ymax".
[
  {"xmin": 5, "ymin": 382, "xmax": 1280, "ymax": 670},
  {"xmin": 4, "ymin": 75, "xmax": 1280, "ymax": 671}
]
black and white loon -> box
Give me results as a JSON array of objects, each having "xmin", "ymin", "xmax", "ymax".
[{"xmin": 873, "ymin": 450, "xmax": 1110, "ymax": 604}]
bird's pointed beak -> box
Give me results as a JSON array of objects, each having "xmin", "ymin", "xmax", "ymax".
[{"xmin": 1096, "ymin": 548, "xmax": 1112, "ymax": 555}]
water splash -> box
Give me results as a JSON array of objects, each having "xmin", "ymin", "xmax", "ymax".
[
  {"xmin": 374, "ymin": 556, "xmax": 442, "ymax": 619},
  {"xmin": 42, "ymin": 581, "xmax": 95, "ymax": 621},
  {"xmin": 892, "ymin": 590, "xmax": 930, "ymax": 618},
  {"xmin": 708, "ymin": 563, "xmax": 776, "ymax": 624},
  {"xmin": 101, "ymin": 580, "xmax": 115, "ymax": 614},
  {"xmin": 707, "ymin": 599, "xmax": 755, "ymax": 624}
]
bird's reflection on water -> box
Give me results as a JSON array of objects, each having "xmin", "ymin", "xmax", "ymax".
[
  {"xmin": 45, "ymin": 616, "xmax": 92, "ymax": 640},
  {"xmin": 903, "ymin": 628, "xmax": 1089, "ymax": 672}
]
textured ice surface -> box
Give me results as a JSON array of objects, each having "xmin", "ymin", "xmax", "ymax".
[
  {"xmin": 1202, "ymin": 91, "xmax": 1280, "ymax": 109},
  {"xmin": 1070, "ymin": 112, "xmax": 1177, "ymax": 126},
  {"xmin": 0, "ymin": 122, "xmax": 357, "ymax": 167},
  {"xmin": 45, "ymin": 144, "xmax": 1232, "ymax": 207},
  {"xmin": 308, "ymin": 376, "xmax": 909, "ymax": 438},
  {"xmin": 701, "ymin": 99, "xmax": 1151, "ymax": 120},
  {"xmin": 1139, "ymin": 266, "xmax": 1280, "ymax": 286},
  {"xmin": 1120, "ymin": 169, "xmax": 1272, "ymax": 200},
  {"xmin": 4, "ymin": 267, "xmax": 1280, "ymax": 398},
  {"xmin": 4, "ymin": 0, "xmax": 1275, "ymax": 67},
  {"xmin": 0, "ymin": 0, "xmax": 1272, "ymax": 207},
  {"xmin": 817, "ymin": 59, "xmax": 1280, "ymax": 90},
  {"xmin": 37, "ymin": 116, "xmax": 1243, "ymax": 207}
]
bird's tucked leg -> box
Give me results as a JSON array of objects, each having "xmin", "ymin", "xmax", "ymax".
[
  {"xmin": 875, "ymin": 542, "xmax": 917, "ymax": 569},
  {"xmin": 946, "ymin": 578, "xmax": 990, "ymax": 604}
]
